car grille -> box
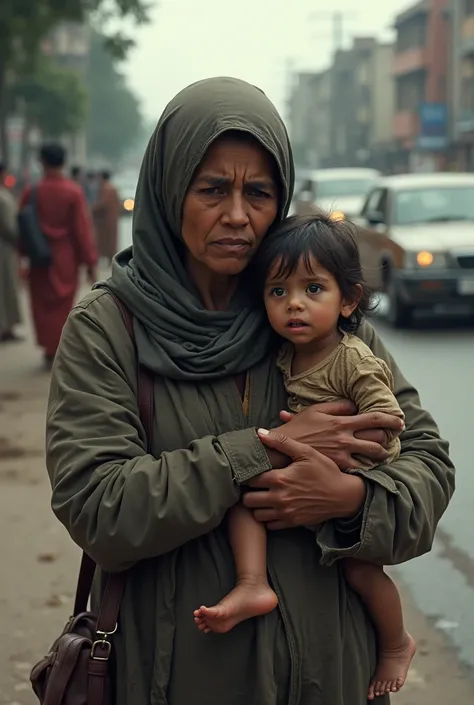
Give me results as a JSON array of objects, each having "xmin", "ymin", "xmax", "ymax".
[{"xmin": 456, "ymin": 255, "xmax": 474, "ymax": 269}]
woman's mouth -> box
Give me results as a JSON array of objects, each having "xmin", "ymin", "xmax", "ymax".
[{"xmin": 212, "ymin": 238, "xmax": 251, "ymax": 254}]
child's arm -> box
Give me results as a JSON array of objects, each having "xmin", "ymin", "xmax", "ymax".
[{"xmin": 346, "ymin": 354, "xmax": 405, "ymax": 443}]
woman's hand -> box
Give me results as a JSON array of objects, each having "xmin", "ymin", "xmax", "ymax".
[
  {"xmin": 243, "ymin": 429, "xmax": 367, "ymax": 530},
  {"xmin": 276, "ymin": 401, "xmax": 404, "ymax": 471}
]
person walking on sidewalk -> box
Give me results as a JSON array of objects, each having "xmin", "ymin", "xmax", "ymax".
[
  {"xmin": 0, "ymin": 162, "xmax": 21, "ymax": 343},
  {"xmin": 20, "ymin": 144, "xmax": 98, "ymax": 368},
  {"xmin": 92, "ymin": 170, "xmax": 121, "ymax": 267}
]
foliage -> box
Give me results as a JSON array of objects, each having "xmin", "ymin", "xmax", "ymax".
[
  {"xmin": 10, "ymin": 57, "xmax": 88, "ymax": 138},
  {"xmin": 85, "ymin": 31, "xmax": 143, "ymax": 165},
  {"xmin": 0, "ymin": 0, "xmax": 151, "ymax": 64},
  {"xmin": 0, "ymin": 0, "xmax": 153, "ymax": 161}
]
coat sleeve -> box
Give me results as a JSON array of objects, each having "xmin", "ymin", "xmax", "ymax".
[
  {"xmin": 71, "ymin": 189, "xmax": 98, "ymax": 267},
  {"xmin": 46, "ymin": 297, "xmax": 271, "ymax": 572},
  {"xmin": 316, "ymin": 320, "xmax": 455, "ymax": 567}
]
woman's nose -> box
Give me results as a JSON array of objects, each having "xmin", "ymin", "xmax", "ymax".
[{"xmin": 222, "ymin": 194, "xmax": 250, "ymax": 228}]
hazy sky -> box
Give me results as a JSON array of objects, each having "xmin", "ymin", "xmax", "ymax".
[{"xmin": 124, "ymin": 0, "xmax": 411, "ymax": 123}]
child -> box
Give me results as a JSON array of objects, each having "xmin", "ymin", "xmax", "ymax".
[{"xmin": 194, "ymin": 213, "xmax": 416, "ymax": 700}]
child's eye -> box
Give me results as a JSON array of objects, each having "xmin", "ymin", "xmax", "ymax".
[
  {"xmin": 270, "ymin": 286, "xmax": 286, "ymax": 297},
  {"xmin": 307, "ymin": 283, "xmax": 322, "ymax": 294}
]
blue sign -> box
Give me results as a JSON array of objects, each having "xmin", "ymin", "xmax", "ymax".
[{"xmin": 418, "ymin": 103, "xmax": 448, "ymax": 150}]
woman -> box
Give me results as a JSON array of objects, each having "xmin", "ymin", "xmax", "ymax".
[{"xmin": 46, "ymin": 77, "xmax": 454, "ymax": 705}]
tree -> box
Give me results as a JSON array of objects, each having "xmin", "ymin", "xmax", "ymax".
[
  {"xmin": 85, "ymin": 31, "xmax": 143, "ymax": 166},
  {"xmin": 0, "ymin": 0, "xmax": 152, "ymax": 163},
  {"xmin": 10, "ymin": 57, "xmax": 88, "ymax": 138}
]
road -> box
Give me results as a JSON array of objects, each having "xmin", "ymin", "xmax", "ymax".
[
  {"xmin": 372, "ymin": 313, "xmax": 474, "ymax": 681},
  {"xmin": 0, "ymin": 216, "xmax": 472, "ymax": 704}
]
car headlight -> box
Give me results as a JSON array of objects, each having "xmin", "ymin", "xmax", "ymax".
[
  {"xmin": 330, "ymin": 210, "xmax": 345, "ymax": 222},
  {"xmin": 123, "ymin": 198, "xmax": 134, "ymax": 211},
  {"xmin": 404, "ymin": 251, "xmax": 448, "ymax": 269}
]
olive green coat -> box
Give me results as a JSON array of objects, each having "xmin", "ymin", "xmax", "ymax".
[{"xmin": 46, "ymin": 288, "xmax": 454, "ymax": 705}]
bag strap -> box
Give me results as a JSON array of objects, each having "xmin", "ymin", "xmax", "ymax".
[{"xmin": 72, "ymin": 292, "xmax": 155, "ymax": 634}]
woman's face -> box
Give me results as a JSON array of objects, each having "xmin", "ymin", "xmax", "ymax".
[{"xmin": 181, "ymin": 135, "xmax": 279, "ymax": 277}]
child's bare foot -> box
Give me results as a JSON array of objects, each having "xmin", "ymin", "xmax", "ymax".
[
  {"xmin": 193, "ymin": 575, "xmax": 278, "ymax": 634},
  {"xmin": 368, "ymin": 632, "xmax": 416, "ymax": 699}
]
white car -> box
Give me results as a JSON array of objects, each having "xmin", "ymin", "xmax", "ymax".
[{"xmin": 294, "ymin": 167, "xmax": 381, "ymax": 220}]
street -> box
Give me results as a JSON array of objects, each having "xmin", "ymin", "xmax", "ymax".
[{"xmin": 0, "ymin": 217, "xmax": 473, "ymax": 703}]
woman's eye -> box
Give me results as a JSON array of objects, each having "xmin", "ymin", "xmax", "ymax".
[
  {"xmin": 307, "ymin": 283, "xmax": 322, "ymax": 294},
  {"xmin": 248, "ymin": 188, "xmax": 271, "ymax": 199},
  {"xmin": 270, "ymin": 287, "xmax": 286, "ymax": 297},
  {"xmin": 201, "ymin": 187, "xmax": 225, "ymax": 195}
]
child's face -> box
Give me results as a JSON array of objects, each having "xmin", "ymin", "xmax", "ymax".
[{"xmin": 264, "ymin": 255, "xmax": 358, "ymax": 348}]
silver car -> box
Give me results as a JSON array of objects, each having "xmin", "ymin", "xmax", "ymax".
[
  {"xmin": 294, "ymin": 167, "xmax": 381, "ymax": 220},
  {"xmin": 354, "ymin": 172, "xmax": 474, "ymax": 326}
]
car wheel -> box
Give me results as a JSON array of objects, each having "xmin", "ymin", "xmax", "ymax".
[{"xmin": 386, "ymin": 274, "xmax": 413, "ymax": 328}]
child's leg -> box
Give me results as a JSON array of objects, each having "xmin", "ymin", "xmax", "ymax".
[
  {"xmin": 343, "ymin": 558, "xmax": 416, "ymax": 700},
  {"xmin": 194, "ymin": 503, "xmax": 278, "ymax": 634}
]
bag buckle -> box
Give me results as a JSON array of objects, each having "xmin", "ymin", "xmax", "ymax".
[{"xmin": 90, "ymin": 624, "xmax": 117, "ymax": 661}]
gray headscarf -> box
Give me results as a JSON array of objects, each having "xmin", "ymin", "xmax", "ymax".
[{"xmin": 100, "ymin": 77, "xmax": 294, "ymax": 380}]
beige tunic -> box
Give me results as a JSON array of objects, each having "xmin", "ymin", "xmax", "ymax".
[
  {"xmin": 92, "ymin": 182, "xmax": 121, "ymax": 261},
  {"xmin": 277, "ymin": 333, "xmax": 405, "ymax": 469},
  {"xmin": 0, "ymin": 186, "xmax": 21, "ymax": 335}
]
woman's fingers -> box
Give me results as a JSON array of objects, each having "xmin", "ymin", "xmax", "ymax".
[
  {"xmin": 354, "ymin": 428, "xmax": 389, "ymax": 448},
  {"xmin": 310, "ymin": 400, "xmax": 357, "ymax": 416},
  {"xmin": 345, "ymin": 438, "xmax": 389, "ymax": 463},
  {"xmin": 252, "ymin": 508, "xmax": 280, "ymax": 523},
  {"xmin": 280, "ymin": 400, "xmax": 356, "ymax": 422},
  {"xmin": 342, "ymin": 412, "xmax": 404, "ymax": 433},
  {"xmin": 257, "ymin": 428, "xmax": 309, "ymax": 460}
]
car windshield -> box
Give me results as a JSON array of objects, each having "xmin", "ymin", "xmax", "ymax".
[
  {"xmin": 316, "ymin": 178, "xmax": 375, "ymax": 198},
  {"xmin": 394, "ymin": 186, "xmax": 474, "ymax": 225}
]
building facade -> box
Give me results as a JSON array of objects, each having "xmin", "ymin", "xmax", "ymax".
[
  {"xmin": 371, "ymin": 43, "xmax": 396, "ymax": 170},
  {"xmin": 448, "ymin": 0, "xmax": 474, "ymax": 168},
  {"xmin": 288, "ymin": 71, "xmax": 331, "ymax": 169},
  {"xmin": 327, "ymin": 38, "xmax": 395, "ymax": 171},
  {"xmin": 392, "ymin": 0, "xmax": 449, "ymax": 172},
  {"xmin": 42, "ymin": 22, "xmax": 90, "ymax": 165}
]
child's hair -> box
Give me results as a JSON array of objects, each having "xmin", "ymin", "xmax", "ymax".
[{"xmin": 255, "ymin": 211, "xmax": 373, "ymax": 333}]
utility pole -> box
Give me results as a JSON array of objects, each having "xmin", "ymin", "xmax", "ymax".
[
  {"xmin": 309, "ymin": 10, "xmax": 358, "ymax": 57},
  {"xmin": 283, "ymin": 57, "xmax": 296, "ymax": 126}
]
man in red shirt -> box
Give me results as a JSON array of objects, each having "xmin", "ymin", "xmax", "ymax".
[{"xmin": 20, "ymin": 144, "xmax": 98, "ymax": 368}]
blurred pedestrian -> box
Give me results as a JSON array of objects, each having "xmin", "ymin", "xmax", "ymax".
[
  {"xmin": 92, "ymin": 170, "xmax": 121, "ymax": 266},
  {"xmin": 84, "ymin": 170, "xmax": 98, "ymax": 206},
  {"xmin": 70, "ymin": 165, "xmax": 82, "ymax": 183},
  {"xmin": 70, "ymin": 165, "xmax": 90, "ymax": 200},
  {"xmin": 19, "ymin": 144, "xmax": 98, "ymax": 369},
  {"xmin": 0, "ymin": 162, "xmax": 21, "ymax": 342}
]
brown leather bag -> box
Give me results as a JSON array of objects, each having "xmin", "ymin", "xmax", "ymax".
[{"xmin": 30, "ymin": 294, "xmax": 155, "ymax": 705}]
